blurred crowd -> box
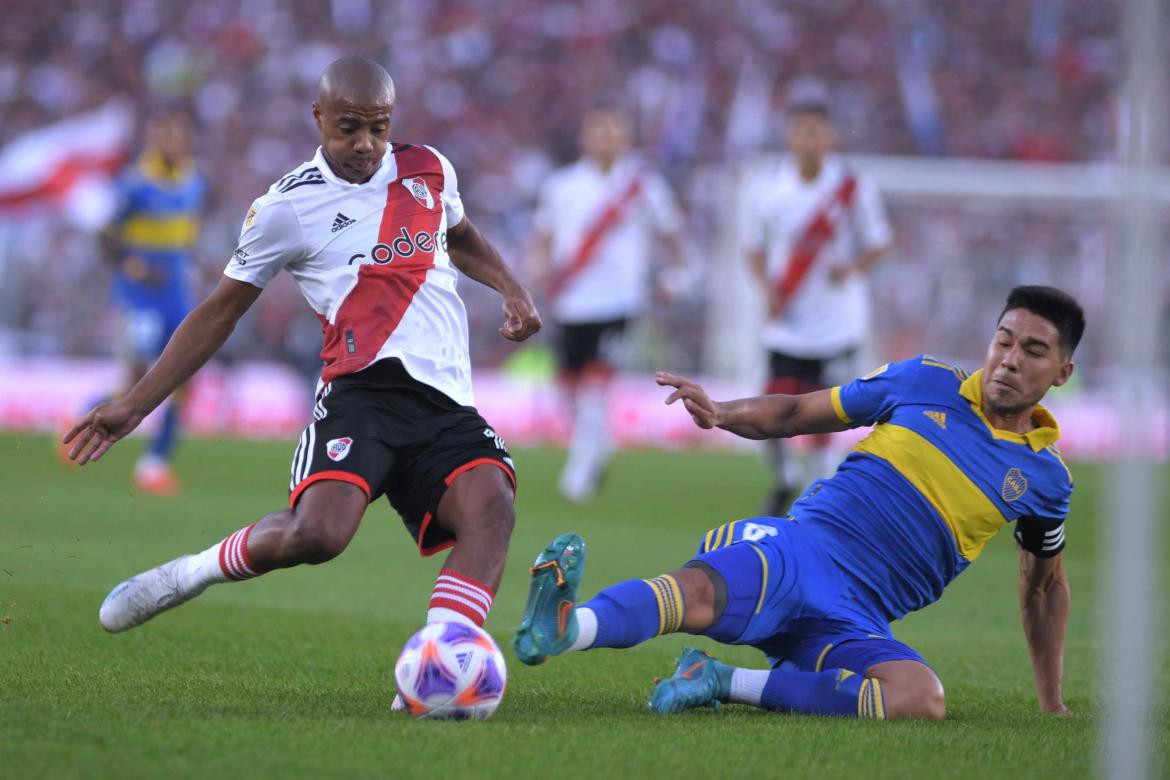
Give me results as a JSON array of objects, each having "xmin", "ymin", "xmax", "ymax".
[{"xmin": 2, "ymin": 0, "xmax": 1157, "ymax": 380}]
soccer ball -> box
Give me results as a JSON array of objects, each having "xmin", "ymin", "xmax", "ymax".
[{"xmin": 394, "ymin": 621, "xmax": 507, "ymax": 720}]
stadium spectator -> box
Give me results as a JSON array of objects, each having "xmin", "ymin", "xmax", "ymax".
[{"xmin": 0, "ymin": 1, "xmax": 1122, "ymax": 373}]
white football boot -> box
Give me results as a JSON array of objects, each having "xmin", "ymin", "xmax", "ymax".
[{"xmin": 99, "ymin": 556, "xmax": 207, "ymax": 632}]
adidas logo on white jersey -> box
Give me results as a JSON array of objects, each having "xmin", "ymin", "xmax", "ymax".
[{"xmin": 331, "ymin": 212, "xmax": 355, "ymax": 232}]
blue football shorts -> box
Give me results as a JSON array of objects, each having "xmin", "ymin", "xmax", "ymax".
[
  {"xmin": 117, "ymin": 304, "xmax": 185, "ymax": 362},
  {"xmin": 688, "ymin": 516, "xmax": 929, "ymax": 674}
]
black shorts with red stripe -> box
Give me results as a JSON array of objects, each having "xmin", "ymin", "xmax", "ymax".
[
  {"xmin": 288, "ymin": 358, "xmax": 516, "ymax": 557},
  {"xmin": 765, "ymin": 349, "xmax": 855, "ymax": 396},
  {"xmin": 558, "ymin": 317, "xmax": 628, "ymax": 374}
]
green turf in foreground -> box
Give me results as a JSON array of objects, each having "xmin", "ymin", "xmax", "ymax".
[{"xmin": 1, "ymin": 433, "xmax": 1166, "ymax": 778}]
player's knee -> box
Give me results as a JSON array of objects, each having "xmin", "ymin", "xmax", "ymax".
[
  {"xmin": 870, "ymin": 661, "xmax": 946, "ymax": 720},
  {"xmin": 287, "ymin": 511, "xmax": 354, "ymax": 564},
  {"xmin": 910, "ymin": 685, "xmax": 946, "ymax": 721},
  {"xmin": 472, "ymin": 489, "xmax": 515, "ymax": 545},
  {"xmin": 447, "ymin": 480, "xmax": 515, "ymax": 545},
  {"xmin": 893, "ymin": 679, "xmax": 946, "ymax": 720},
  {"xmin": 671, "ymin": 566, "xmax": 719, "ymax": 632}
]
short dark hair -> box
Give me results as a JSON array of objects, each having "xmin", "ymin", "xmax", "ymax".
[{"xmin": 999, "ymin": 285, "xmax": 1085, "ymax": 356}]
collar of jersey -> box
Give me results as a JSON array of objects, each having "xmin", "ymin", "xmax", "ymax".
[
  {"xmin": 959, "ymin": 370, "xmax": 1059, "ymax": 451},
  {"xmin": 138, "ymin": 152, "xmax": 191, "ymax": 182},
  {"xmin": 581, "ymin": 154, "xmax": 638, "ymax": 179},
  {"xmin": 780, "ymin": 153, "xmax": 842, "ymax": 184},
  {"xmin": 312, "ymin": 146, "xmax": 397, "ymax": 188}
]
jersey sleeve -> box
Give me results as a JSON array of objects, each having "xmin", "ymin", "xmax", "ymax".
[
  {"xmin": 830, "ymin": 356, "xmax": 923, "ymax": 427},
  {"xmin": 1014, "ymin": 515, "xmax": 1066, "ymax": 558},
  {"xmin": 223, "ymin": 195, "xmax": 303, "ymax": 289},
  {"xmin": 851, "ymin": 174, "xmax": 893, "ymax": 251},
  {"xmin": 428, "ymin": 146, "xmax": 466, "ymax": 228}
]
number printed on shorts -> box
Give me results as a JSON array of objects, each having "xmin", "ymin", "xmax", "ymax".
[
  {"xmin": 742, "ymin": 522, "xmax": 779, "ymax": 542},
  {"xmin": 483, "ymin": 428, "xmax": 508, "ymax": 452}
]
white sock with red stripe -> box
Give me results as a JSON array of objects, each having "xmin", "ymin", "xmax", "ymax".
[
  {"xmin": 427, "ymin": 568, "xmax": 494, "ymax": 627},
  {"xmin": 180, "ymin": 523, "xmax": 269, "ymax": 590}
]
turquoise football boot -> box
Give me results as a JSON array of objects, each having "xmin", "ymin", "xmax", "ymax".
[
  {"xmin": 648, "ymin": 647, "xmax": 733, "ymax": 714},
  {"xmin": 512, "ymin": 532, "xmax": 586, "ymax": 665}
]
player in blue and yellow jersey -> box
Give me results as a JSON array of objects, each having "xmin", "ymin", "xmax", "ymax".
[
  {"xmin": 514, "ymin": 285, "xmax": 1084, "ymax": 720},
  {"xmin": 102, "ymin": 108, "xmax": 206, "ymax": 494}
]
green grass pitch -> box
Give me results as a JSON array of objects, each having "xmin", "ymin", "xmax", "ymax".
[{"xmin": 1, "ymin": 433, "xmax": 1166, "ymax": 778}]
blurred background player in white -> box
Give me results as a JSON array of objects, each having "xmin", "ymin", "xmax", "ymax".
[
  {"xmin": 745, "ymin": 81, "xmax": 893, "ymax": 516},
  {"xmin": 98, "ymin": 107, "xmax": 206, "ymax": 494},
  {"xmin": 64, "ymin": 57, "xmax": 542, "ymax": 640},
  {"xmin": 530, "ymin": 107, "xmax": 684, "ymax": 503}
]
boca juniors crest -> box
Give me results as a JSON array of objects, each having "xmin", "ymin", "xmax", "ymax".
[
  {"xmin": 401, "ymin": 176, "xmax": 434, "ymax": 209},
  {"xmin": 327, "ymin": 437, "xmax": 354, "ymax": 462},
  {"xmin": 1001, "ymin": 467, "xmax": 1028, "ymax": 502}
]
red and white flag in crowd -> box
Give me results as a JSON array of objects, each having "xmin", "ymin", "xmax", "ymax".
[{"xmin": 0, "ymin": 100, "xmax": 132, "ymax": 227}]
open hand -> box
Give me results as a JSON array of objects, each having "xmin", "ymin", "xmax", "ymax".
[
  {"xmin": 655, "ymin": 372, "xmax": 723, "ymax": 429},
  {"xmin": 122, "ymin": 256, "xmax": 165, "ymax": 287},
  {"xmin": 828, "ymin": 264, "xmax": 854, "ymax": 284},
  {"xmin": 61, "ymin": 398, "xmax": 146, "ymax": 465},
  {"xmin": 767, "ymin": 290, "xmax": 785, "ymax": 319},
  {"xmin": 500, "ymin": 288, "xmax": 542, "ymax": 342}
]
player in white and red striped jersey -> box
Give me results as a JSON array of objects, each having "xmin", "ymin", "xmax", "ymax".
[
  {"xmin": 744, "ymin": 81, "xmax": 893, "ymax": 516},
  {"xmin": 530, "ymin": 107, "xmax": 683, "ymax": 503},
  {"xmin": 63, "ymin": 56, "xmax": 542, "ymax": 638}
]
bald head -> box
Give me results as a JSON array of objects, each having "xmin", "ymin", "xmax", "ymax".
[
  {"xmin": 313, "ymin": 57, "xmax": 396, "ymax": 183},
  {"xmin": 317, "ymin": 56, "xmax": 396, "ymax": 105}
]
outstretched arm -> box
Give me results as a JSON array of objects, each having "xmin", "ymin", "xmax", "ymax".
[
  {"xmin": 1018, "ymin": 546, "xmax": 1071, "ymax": 714},
  {"xmin": 64, "ymin": 277, "xmax": 262, "ymax": 464},
  {"xmin": 447, "ymin": 216, "xmax": 542, "ymax": 342},
  {"xmin": 656, "ymin": 372, "xmax": 852, "ymax": 440}
]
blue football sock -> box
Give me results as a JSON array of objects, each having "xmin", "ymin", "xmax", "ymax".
[
  {"xmin": 581, "ymin": 575, "xmax": 685, "ymax": 649},
  {"xmin": 759, "ymin": 667, "xmax": 885, "ymax": 719},
  {"xmin": 149, "ymin": 404, "xmax": 181, "ymax": 461}
]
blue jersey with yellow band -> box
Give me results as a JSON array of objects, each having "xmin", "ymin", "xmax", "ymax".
[
  {"xmin": 784, "ymin": 354, "xmax": 1073, "ymax": 622},
  {"xmin": 110, "ymin": 153, "xmax": 205, "ymax": 314}
]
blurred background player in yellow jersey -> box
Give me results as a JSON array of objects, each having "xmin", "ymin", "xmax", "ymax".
[
  {"xmin": 100, "ymin": 107, "xmax": 206, "ymax": 494},
  {"xmin": 530, "ymin": 107, "xmax": 684, "ymax": 503},
  {"xmin": 745, "ymin": 81, "xmax": 893, "ymax": 516}
]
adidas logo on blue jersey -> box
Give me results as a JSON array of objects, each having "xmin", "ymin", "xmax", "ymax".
[{"xmin": 331, "ymin": 212, "xmax": 355, "ymax": 232}]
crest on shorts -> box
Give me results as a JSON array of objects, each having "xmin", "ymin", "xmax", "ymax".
[
  {"xmin": 1002, "ymin": 467, "xmax": 1028, "ymax": 502},
  {"xmin": 401, "ymin": 177, "xmax": 434, "ymax": 209},
  {"xmin": 327, "ymin": 436, "xmax": 354, "ymax": 462}
]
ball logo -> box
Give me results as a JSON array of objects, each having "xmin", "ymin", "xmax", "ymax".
[
  {"xmin": 326, "ymin": 436, "xmax": 354, "ymax": 462},
  {"xmin": 402, "ymin": 176, "xmax": 434, "ymax": 209},
  {"xmin": 1001, "ymin": 467, "xmax": 1028, "ymax": 502}
]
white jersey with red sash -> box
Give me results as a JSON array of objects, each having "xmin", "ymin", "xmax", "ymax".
[
  {"xmin": 533, "ymin": 156, "xmax": 682, "ymax": 324},
  {"xmin": 745, "ymin": 155, "xmax": 892, "ymax": 358},
  {"xmin": 223, "ymin": 143, "xmax": 476, "ymax": 406}
]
